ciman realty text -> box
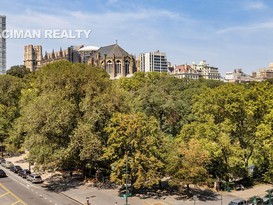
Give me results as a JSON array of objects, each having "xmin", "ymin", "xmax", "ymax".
[{"xmin": 0, "ymin": 29, "xmax": 92, "ymax": 39}]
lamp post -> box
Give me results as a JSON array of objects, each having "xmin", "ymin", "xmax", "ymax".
[
  {"xmin": 220, "ymin": 190, "xmax": 222, "ymax": 205},
  {"xmin": 193, "ymin": 195, "xmax": 197, "ymax": 205},
  {"xmin": 124, "ymin": 151, "xmax": 129, "ymax": 205},
  {"xmin": 268, "ymin": 190, "xmax": 272, "ymax": 204},
  {"xmin": 253, "ymin": 196, "xmax": 257, "ymax": 205},
  {"xmin": 86, "ymin": 196, "xmax": 90, "ymax": 205},
  {"xmin": 266, "ymin": 189, "xmax": 272, "ymax": 205}
]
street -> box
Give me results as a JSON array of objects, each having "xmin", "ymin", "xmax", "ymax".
[{"xmin": 0, "ymin": 167, "xmax": 80, "ymax": 205}]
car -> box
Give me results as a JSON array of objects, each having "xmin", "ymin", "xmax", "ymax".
[
  {"xmin": 263, "ymin": 197, "xmax": 273, "ymax": 205},
  {"xmin": 235, "ymin": 184, "xmax": 245, "ymax": 191},
  {"xmin": 0, "ymin": 159, "xmax": 5, "ymax": 167},
  {"xmin": 10, "ymin": 165, "xmax": 23, "ymax": 173},
  {"xmin": 18, "ymin": 169, "xmax": 31, "ymax": 178},
  {"xmin": 228, "ymin": 199, "xmax": 247, "ymax": 205},
  {"xmin": 0, "ymin": 169, "xmax": 7, "ymax": 177},
  {"xmin": 27, "ymin": 174, "xmax": 43, "ymax": 183},
  {"xmin": 247, "ymin": 196, "xmax": 264, "ymax": 205},
  {"xmin": 2, "ymin": 161, "xmax": 14, "ymax": 169},
  {"xmin": 263, "ymin": 193, "xmax": 273, "ymax": 205},
  {"xmin": 0, "ymin": 157, "xmax": 5, "ymax": 164}
]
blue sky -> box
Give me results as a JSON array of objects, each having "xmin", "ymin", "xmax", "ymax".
[{"xmin": 1, "ymin": 0, "xmax": 273, "ymax": 75}]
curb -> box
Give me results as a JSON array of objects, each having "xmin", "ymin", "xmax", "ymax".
[{"xmin": 60, "ymin": 192, "xmax": 84, "ymax": 205}]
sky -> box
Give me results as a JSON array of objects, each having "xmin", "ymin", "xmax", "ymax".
[{"xmin": 1, "ymin": 0, "xmax": 273, "ymax": 75}]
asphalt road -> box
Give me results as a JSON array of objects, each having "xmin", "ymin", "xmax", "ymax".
[{"xmin": 0, "ymin": 167, "xmax": 81, "ymax": 205}]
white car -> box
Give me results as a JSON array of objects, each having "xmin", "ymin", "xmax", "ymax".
[
  {"xmin": 27, "ymin": 174, "xmax": 43, "ymax": 183},
  {"xmin": 3, "ymin": 161, "xmax": 14, "ymax": 169},
  {"xmin": 228, "ymin": 199, "xmax": 247, "ymax": 205}
]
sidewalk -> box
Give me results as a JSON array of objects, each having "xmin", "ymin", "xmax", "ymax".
[
  {"xmin": 5, "ymin": 154, "xmax": 273, "ymax": 205},
  {"xmin": 227, "ymin": 183, "xmax": 273, "ymax": 199},
  {"xmin": 60, "ymin": 182, "xmax": 273, "ymax": 205}
]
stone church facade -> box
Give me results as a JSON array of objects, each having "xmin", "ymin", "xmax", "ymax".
[
  {"xmin": 87, "ymin": 43, "xmax": 136, "ymax": 79},
  {"xmin": 24, "ymin": 45, "xmax": 82, "ymax": 72},
  {"xmin": 24, "ymin": 43, "xmax": 137, "ymax": 79}
]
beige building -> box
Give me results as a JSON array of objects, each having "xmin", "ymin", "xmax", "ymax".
[
  {"xmin": 252, "ymin": 63, "xmax": 273, "ymax": 81},
  {"xmin": 225, "ymin": 68, "xmax": 253, "ymax": 83},
  {"xmin": 192, "ymin": 60, "xmax": 221, "ymax": 80},
  {"xmin": 172, "ymin": 64, "xmax": 199, "ymax": 79},
  {"xmin": 24, "ymin": 45, "xmax": 82, "ymax": 71},
  {"xmin": 171, "ymin": 60, "xmax": 221, "ymax": 80}
]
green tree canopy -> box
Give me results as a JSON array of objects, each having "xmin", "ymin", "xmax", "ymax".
[
  {"xmin": 104, "ymin": 112, "xmax": 165, "ymax": 189},
  {"xmin": 6, "ymin": 65, "xmax": 31, "ymax": 78}
]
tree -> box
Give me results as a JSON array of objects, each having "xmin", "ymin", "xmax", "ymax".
[
  {"xmin": 0, "ymin": 75, "xmax": 25, "ymax": 150},
  {"xmin": 6, "ymin": 65, "xmax": 31, "ymax": 78},
  {"xmin": 11, "ymin": 61, "xmax": 113, "ymax": 171},
  {"xmin": 179, "ymin": 83, "xmax": 270, "ymax": 181},
  {"xmin": 166, "ymin": 138, "xmax": 211, "ymax": 190},
  {"xmin": 103, "ymin": 112, "xmax": 165, "ymax": 190},
  {"xmin": 118, "ymin": 72, "xmax": 200, "ymax": 136}
]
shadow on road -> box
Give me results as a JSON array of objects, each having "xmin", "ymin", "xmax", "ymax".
[
  {"xmin": 122, "ymin": 183, "xmax": 220, "ymax": 202},
  {"xmin": 42, "ymin": 173, "xmax": 84, "ymax": 193},
  {"xmin": 191, "ymin": 188, "xmax": 220, "ymax": 201}
]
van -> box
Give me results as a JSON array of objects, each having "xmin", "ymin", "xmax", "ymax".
[
  {"xmin": 27, "ymin": 174, "xmax": 43, "ymax": 183},
  {"xmin": 228, "ymin": 199, "xmax": 247, "ymax": 205}
]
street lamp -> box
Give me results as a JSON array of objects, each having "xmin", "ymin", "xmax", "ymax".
[
  {"xmin": 193, "ymin": 195, "xmax": 197, "ymax": 205},
  {"xmin": 253, "ymin": 196, "xmax": 257, "ymax": 205},
  {"xmin": 124, "ymin": 151, "xmax": 130, "ymax": 205},
  {"xmin": 266, "ymin": 189, "xmax": 272, "ymax": 205},
  {"xmin": 86, "ymin": 196, "xmax": 90, "ymax": 205}
]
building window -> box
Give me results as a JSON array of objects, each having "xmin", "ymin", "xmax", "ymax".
[
  {"xmin": 115, "ymin": 60, "xmax": 121, "ymax": 75},
  {"xmin": 106, "ymin": 60, "xmax": 112, "ymax": 74},
  {"xmin": 125, "ymin": 60, "xmax": 130, "ymax": 75}
]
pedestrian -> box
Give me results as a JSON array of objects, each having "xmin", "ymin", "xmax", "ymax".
[{"xmin": 115, "ymin": 202, "xmax": 118, "ymax": 205}]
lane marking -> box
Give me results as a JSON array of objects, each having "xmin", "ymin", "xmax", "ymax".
[
  {"xmin": 0, "ymin": 191, "xmax": 9, "ymax": 198},
  {"xmin": 0, "ymin": 183, "xmax": 27, "ymax": 205},
  {"xmin": 12, "ymin": 201, "xmax": 22, "ymax": 205}
]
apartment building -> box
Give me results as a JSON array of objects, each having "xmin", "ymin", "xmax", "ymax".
[
  {"xmin": 0, "ymin": 15, "xmax": 6, "ymax": 74},
  {"xmin": 225, "ymin": 68, "xmax": 252, "ymax": 83},
  {"xmin": 192, "ymin": 60, "xmax": 221, "ymax": 80},
  {"xmin": 139, "ymin": 50, "xmax": 168, "ymax": 73},
  {"xmin": 171, "ymin": 60, "xmax": 221, "ymax": 80}
]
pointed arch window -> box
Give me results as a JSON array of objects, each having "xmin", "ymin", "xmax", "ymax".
[
  {"xmin": 106, "ymin": 60, "xmax": 112, "ymax": 74},
  {"xmin": 125, "ymin": 60, "xmax": 130, "ymax": 75},
  {"xmin": 115, "ymin": 60, "xmax": 121, "ymax": 74}
]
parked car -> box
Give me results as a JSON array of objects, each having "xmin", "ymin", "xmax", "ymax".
[
  {"xmin": 27, "ymin": 174, "xmax": 43, "ymax": 183},
  {"xmin": 247, "ymin": 196, "xmax": 264, "ymax": 205},
  {"xmin": 2, "ymin": 161, "xmax": 14, "ymax": 169},
  {"xmin": 235, "ymin": 184, "xmax": 245, "ymax": 191},
  {"xmin": 0, "ymin": 157, "xmax": 5, "ymax": 164},
  {"xmin": 18, "ymin": 169, "xmax": 31, "ymax": 178},
  {"xmin": 0, "ymin": 169, "xmax": 7, "ymax": 177},
  {"xmin": 0, "ymin": 159, "xmax": 5, "ymax": 166},
  {"xmin": 263, "ymin": 193, "xmax": 273, "ymax": 205},
  {"xmin": 10, "ymin": 165, "xmax": 23, "ymax": 174},
  {"xmin": 228, "ymin": 199, "xmax": 247, "ymax": 205},
  {"xmin": 263, "ymin": 197, "xmax": 273, "ymax": 205}
]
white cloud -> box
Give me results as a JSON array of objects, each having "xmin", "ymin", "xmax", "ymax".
[
  {"xmin": 244, "ymin": 1, "xmax": 267, "ymax": 10},
  {"xmin": 107, "ymin": 0, "xmax": 119, "ymax": 5},
  {"xmin": 215, "ymin": 20, "xmax": 273, "ymax": 34}
]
